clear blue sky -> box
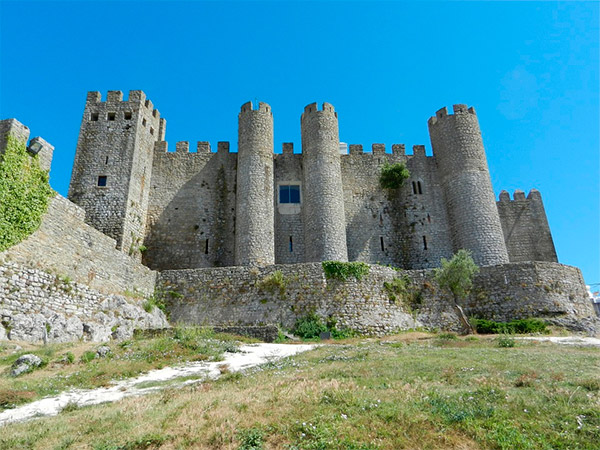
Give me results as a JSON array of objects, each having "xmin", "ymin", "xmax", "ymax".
[{"xmin": 1, "ymin": 1, "xmax": 598, "ymax": 285}]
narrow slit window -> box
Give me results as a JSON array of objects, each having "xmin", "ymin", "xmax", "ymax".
[
  {"xmin": 417, "ymin": 181, "xmax": 423, "ymax": 195},
  {"xmin": 412, "ymin": 181, "xmax": 417, "ymax": 194},
  {"xmin": 150, "ymin": 127, "xmax": 154, "ymax": 135},
  {"xmin": 97, "ymin": 176, "xmax": 107, "ymax": 187},
  {"xmin": 105, "ymin": 156, "xmax": 109, "ymax": 165},
  {"xmin": 422, "ymin": 236, "xmax": 428, "ymax": 250},
  {"xmin": 91, "ymin": 112, "xmax": 99, "ymax": 121},
  {"xmin": 124, "ymin": 111, "xmax": 132, "ymax": 120},
  {"xmin": 142, "ymin": 118, "xmax": 147, "ymax": 127},
  {"xmin": 427, "ymin": 213, "xmax": 431, "ymax": 223},
  {"xmin": 380, "ymin": 236, "xmax": 385, "ymax": 252},
  {"xmin": 289, "ymin": 236, "xmax": 293, "ymax": 252},
  {"xmin": 107, "ymin": 112, "xmax": 116, "ymax": 121},
  {"xmin": 205, "ymin": 239, "xmax": 209, "ymax": 254}
]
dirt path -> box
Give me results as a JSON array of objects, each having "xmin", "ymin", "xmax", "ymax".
[
  {"xmin": 0, "ymin": 343, "xmax": 315, "ymax": 427},
  {"xmin": 517, "ymin": 336, "xmax": 600, "ymax": 347}
]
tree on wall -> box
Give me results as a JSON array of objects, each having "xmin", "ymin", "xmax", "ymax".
[
  {"xmin": 434, "ymin": 249, "xmax": 479, "ymax": 334},
  {"xmin": 0, "ymin": 135, "xmax": 54, "ymax": 251}
]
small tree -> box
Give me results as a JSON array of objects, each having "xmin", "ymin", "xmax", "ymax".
[
  {"xmin": 379, "ymin": 162, "xmax": 410, "ymax": 189},
  {"xmin": 434, "ymin": 249, "xmax": 479, "ymax": 334}
]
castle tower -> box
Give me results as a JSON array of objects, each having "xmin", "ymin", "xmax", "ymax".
[
  {"xmin": 235, "ymin": 101, "xmax": 275, "ymax": 266},
  {"xmin": 428, "ymin": 105, "xmax": 509, "ymax": 266},
  {"xmin": 68, "ymin": 91, "xmax": 161, "ymax": 258},
  {"xmin": 301, "ymin": 102, "xmax": 348, "ymax": 262}
]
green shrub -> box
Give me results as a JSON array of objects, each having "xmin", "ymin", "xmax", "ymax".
[
  {"xmin": 80, "ymin": 351, "xmax": 96, "ymax": 363},
  {"xmin": 0, "ymin": 135, "xmax": 54, "ymax": 251},
  {"xmin": 237, "ymin": 427, "xmax": 264, "ymax": 450},
  {"xmin": 496, "ymin": 336, "xmax": 516, "ymax": 348},
  {"xmin": 322, "ymin": 261, "xmax": 370, "ymax": 281},
  {"xmin": 379, "ymin": 162, "xmax": 410, "ymax": 189},
  {"xmin": 471, "ymin": 318, "xmax": 547, "ymax": 334},
  {"xmin": 293, "ymin": 311, "xmax": 327, "ymax": 339}
]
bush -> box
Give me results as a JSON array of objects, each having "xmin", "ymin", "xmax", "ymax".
[
  {"xmin": 322, "ymin": 261, "xmax": 370, "ymax": 281},
  {"xmin": 237, "ymin": 427, "xmax": 264, "ymax": 450},
  {"xmin": 293, "ymin": 312, "xmax": 327, "ymax": 339},
  {"xmin": 0, "ymin": 135, "xmax": 54, "ymax": 251},
  {"xmin": 379, "ymin": 162, "xmax": 410, "ymax": 189},
  {"xmin": 80, "ymin": 351, "xmax": 96, "ymax": 363},
  {"xmin": 471, "ymin": 318, "xmax": 547, "ymax": 334},
  {"xmin": 496, "ymin": 336, "xmax": 516, "ymax": 348}
]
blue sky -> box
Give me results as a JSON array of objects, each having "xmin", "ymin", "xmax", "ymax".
[{"xmin": 1, "ymin": 1, "xmax": 598, "ymax": 285}]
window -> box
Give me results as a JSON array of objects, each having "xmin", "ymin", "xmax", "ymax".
[
  {"xmin": 91, "ymin": 112, "xmax": 99, "ymax": 121},
  {"xmin": 380, "ymin": 236, "xmax": 385, "ymax": 252},
  {"xmin": 142, "ymin": 118, "xmax": 147, "ymax": 127},
  {"xmin": 422, "ymin": 236, "xmax": 428, "ymax": 250},
  {"xmin": 205, "ymin": 239, "xmax": 209, "ymax": 255},
  {"xmin": 279, "ymin": 185, "xmax": 300, "ymax": 204},
  {"xmin": 124, "ymin": 111, "xmax": 132, "ymax": 120},
  {"xmin": 107, "ymin": 112, "xmax": 116, "ymax": 121},
  {"xmin": 97, "ymin": 176, "xmax": 107, "ymax": 187},
  {"xmin": 289, "ymin": 236, "xmax": 293, "ymax": 252},
  {"xmin": 150, "ymin": 127, "xmax": 154, "ymax": 135},
  {"xmin": 412, "ymin": 181, "xmax": 423, "ymax": 195}
]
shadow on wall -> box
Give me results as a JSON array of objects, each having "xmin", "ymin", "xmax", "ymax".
[{"xmin": 143, "ymin": 151, "xmax": 237, "ymax": 270}]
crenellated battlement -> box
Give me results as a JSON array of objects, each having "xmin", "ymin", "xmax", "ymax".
[
  {"xmin": 84, "ymin": 90, "xmax": 160, "ymax": 120},
  {"xmin": 427, "ymin": 104, "xmax": 477, "ymax": 126},
  {"xmin": 240, "ymin": 101, "xmax": 272, "ymax": 114},
  {"xmin": 154, "ymin": 140, "xmax": 235, "ymax": 154},
  {"xmin": 301, "ymin": 102, "xmax": 337, "ymax": 119},
  {"xmin": 344, "ymin": 143, "xmax": 429, "ymax": 158},
  {"xmin": 498, "ymin": 189, "xmax": 543, "ymax": 202}
]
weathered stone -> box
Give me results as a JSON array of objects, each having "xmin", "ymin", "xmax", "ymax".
[
  {"xmin": 11, "ymin": 354, "xmax": 42, "ymax": 377},
  {"xmin": 96, "ymin": 345, "xmax": 111, "ymax": 358}
]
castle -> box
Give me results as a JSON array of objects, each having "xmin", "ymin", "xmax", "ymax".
[
  {"xmin": 68, "ymin": 90, "xmax": 556, "ymax": 271},
  {"xmin": 1, "ymin": 91, "xmax": 596, "ymax": 342}
]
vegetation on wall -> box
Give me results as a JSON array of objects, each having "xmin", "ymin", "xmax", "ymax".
[
  {"xmin": 322, "ymin": 261, "xmax": 370, "ymax": 281},
  {"xmin": 0, "ymin": 136, "xmax": 54, "ymax": 252},
  {"xmin": 379, "ymin": 162, "xmax": 410, "ymax": 189}
]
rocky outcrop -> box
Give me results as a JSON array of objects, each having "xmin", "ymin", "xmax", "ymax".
[{"xmin": 0, "ymin": 262, "xmax": 169, "ymax": 344}]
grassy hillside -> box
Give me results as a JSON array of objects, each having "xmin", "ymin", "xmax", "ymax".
[{"xmin": 1, "ymin": 332, "xmax": 599, "ymax": 449}]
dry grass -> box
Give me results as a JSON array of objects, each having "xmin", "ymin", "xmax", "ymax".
[{"xmin": 1, "ymin": 334, "xmax": 599, "ymax": 449}]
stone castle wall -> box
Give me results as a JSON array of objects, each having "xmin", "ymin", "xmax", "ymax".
[
  {"xmin": 1, "ymin": 195, "xmax": 156, "ymax": 296},
  {"xmin": 143, "ymin": 142, "xmax": 238, "ymax": 270},
  {"xmin": 157, "ymin": 262, "xmax": 598, "ymax": 335},
  {"xmin": 0, "ymin": 261, "xmax": 167, "ymax": 343},
  {"xmin": 497, "ymin": 189, "xmax": 558, "ymax": 263}
]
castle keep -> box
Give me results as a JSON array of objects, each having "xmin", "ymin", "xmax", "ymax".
[
  {"xmin": 68, "ymin": 91, "xmax": 557, "ymax": 271},
  {"xmin": 2, "ymin": 90, "xmax": 595, "ymax": 342}
]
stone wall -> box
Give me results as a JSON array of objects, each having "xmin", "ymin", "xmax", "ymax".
[
  {"xmin": 1, "ymin": 195, "xmax": 156, "ymax": 296},
  {"xmin": 0, "ymin": 261, "xmax": 167, "ymax": 343},
  {"xmin": 158, "ymin": 262, "xmax": 598, "ymax": 335},
  {"xmin": 144, "ymin": 142, "xmax": 238, "ymax": 270},
  {"xmin": 497, "ymin": 189, "xmax": 558, "ymax": 263}
]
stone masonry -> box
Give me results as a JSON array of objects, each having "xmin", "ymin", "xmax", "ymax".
[
  {"xmin": 1, "ymin": 91, "xmax": 594, "ymax": 343},
  {"xmin": 67, "ymin": 91, "xmax": 558, "ymax": 271}
]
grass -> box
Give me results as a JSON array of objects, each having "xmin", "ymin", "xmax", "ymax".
[
  {"xmin": 0, "ymin": 326, "xmax": 242, "ymax": 410},
  {"xmin": 1, "ymin": 333, "xmax": 598, "ymax": 449}
]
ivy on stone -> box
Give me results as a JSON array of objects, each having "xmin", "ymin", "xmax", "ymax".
[{"xmin": 0, "ymin": 135, "xmax": 54, "ymax": 251}]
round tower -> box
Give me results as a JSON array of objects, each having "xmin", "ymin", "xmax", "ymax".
[
  {"xmin": 235, "ymin": 101, "xmax": 275, "ymax": 266},
  {"xmin": 301, "ymin": 102, "xmax": 348, "ymax": 262},
  {"xmin": 428, "ymin": 104, "xmax": 509, "ymax": 266}
]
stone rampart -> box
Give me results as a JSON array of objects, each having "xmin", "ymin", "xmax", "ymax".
[
  {"xmin": 1, "ymin": 195, "xmax": 156, "ymax": 296},
  {"xmin": 158, "ymin": 262, "xmax": 598, "ymax": 335},
  {"xmin": 0, "ymin": 261, "xmax": 167, "ymax": 343}
]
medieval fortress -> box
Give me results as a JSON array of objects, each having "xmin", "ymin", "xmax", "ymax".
[
  {"xmin": 0, "ymin": 90, "xmax": 597, "ymax": 342},
  {"xmin": 69, "ymin": 91, "xmax": 556, "ymax": 271}
]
